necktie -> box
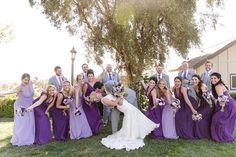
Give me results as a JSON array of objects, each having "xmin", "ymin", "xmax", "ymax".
[
  {"xmin": 183, "ymin": 71, "xmax": 187, "ymax": 79},
  {"xmin": 109, "ymin": 73, "xmax": 112, "ymax": 80},
  {"xmin": 158, "ymin": 74, "xmax": 161, "ymax": 80}
]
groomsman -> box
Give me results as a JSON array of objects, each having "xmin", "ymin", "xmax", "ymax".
[
  {"xmin": 93, "ymin": 81, "xmax": 138, "ymax": 133},
  {"xmin": 48, "ymin": 66, "xmax": 67, "ymax": 92},
  {"xmin": 178, "ymin": 61, "xmax": 195, "ymax": 88},
  {"xmin": 201, "ymin": 60, "xmax": 213, "ymax": 90},
  {"xmin": 101, "ymin": 64, "xmax": 120, "ymax": 126},
  {"xmin": 152, "ymin": 65, "xmax": 170, "ymax": 89},
  {"xmin": 101, "ymin": 64, "xmax": 120, "ymax": 83},
  {"xmin": 81, "ymin": 63, "xmax": 89, "ymax": 82}
]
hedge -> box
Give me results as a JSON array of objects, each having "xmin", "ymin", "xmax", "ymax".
[{"xmin": 0, "ymin": 98, "xmax": 15, "ymax": 118}]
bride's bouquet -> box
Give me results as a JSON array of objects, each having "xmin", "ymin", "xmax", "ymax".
[
  {"xmin": 218, "ymin": 95, "xmax": 229, "ymax": 112},
  {"xmin": 112, "ymin": 83, "xmax": 128, "ymax": 98}
]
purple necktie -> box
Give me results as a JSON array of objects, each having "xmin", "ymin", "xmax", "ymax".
[
  {"xmin": 183, "ymin": 71, "xmax": 187, "ymax": 79},
  {"xmin": 109, "ymin": 73, "xmax": 112, "ymax": 80}
]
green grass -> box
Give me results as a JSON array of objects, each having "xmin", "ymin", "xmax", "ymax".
[{"xmin": 0, "ymin": 118, "xmax": 236, "ymax": 157}]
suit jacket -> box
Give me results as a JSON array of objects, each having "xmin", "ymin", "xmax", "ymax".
[
  {"xmin": 80, "ymin": 72, "xmax": 88, "ymax": 82},
  {"xmin": 151, "ymin": 73, "xmax": 170, "ymax": 89},
  {"xmin": 101, "ymin": 72, "xmax": 120, "ymax": 84},
  {"xmin": 201, "ymin": 71, "xmax": 213, "ymax": 90},
  {"xmin": 124, "ymin": 87, "xmax": 138, "ymax": 108},
  {"xmin": 48, "ymin": 75, "xmax": 66, "ymax": 92},
  {"xmin": 178, "ymin": 69, "xmax": 195, "ymax": 88}
]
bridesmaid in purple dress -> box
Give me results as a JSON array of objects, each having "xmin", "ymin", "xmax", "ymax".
[
  {"xmin": 69, "ymin": 74, "xmax": 92, "ymax": 139},
  {"xmin": 0, "ymin": 73, "xmax": 35, "ymax": 146},
  {"xmin": 158, "ymin": 79, "xmax": 178, "ymax": 139},
  {"xmin": 141, "ymin": 77, "xmax": 163, "ymax": 139},
  {"xmin": 51, "ymin": 81, "xmax": 71, "ymax": 140},
  {"xmin": 173, "ymin": 76, "xmax": 198, "ymax": 139},
  {"xmin": 26, "ymin": 85, "xmax": 56, "ymax": 144},
  {"xmin": 82, "ymin": 67, "xmax": 105, "ymax": 135},
  {"xmin": 210, "ymin": 72, "xmax": 236, "ymax": 142},
  {"xmin": 192, "ymin": 74, "xmax": 214, "ymax": 139}
]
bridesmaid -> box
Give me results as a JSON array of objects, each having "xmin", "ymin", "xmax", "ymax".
[
  {"xmin": 70, "ymin": 74, "xmax": 92, "ymax": 140},
  {"xmin": 173, "ymin": 76, "xmax": 198, "ymax": 139},
  {"xmin": 210, "ymin": 72, "xmax": 236, "ymax": 142},
  {"xmin": 0, "ymin": 73, "xmax": 35, "ymax": 146},
  {"xmin": 192, "ymin": 74, "xmax": 214, "ymax": 139},
  {"xmin": 82, "ymin": 67, "xmax": 105, "ymax": 135},
  {"xmin": 158, "ymin": 79, "xmax": 178, "ymax": 139},
  {"xmin": 51, "ymin": 81, "xmax": 72, "ymax": 141},
  {"xmin": 26, "ymin": 85, "xmax": 56, "ymax": 144},
  {"xmin": 141, "ymin": 77, "xmax": 164, "ymax": 139}
]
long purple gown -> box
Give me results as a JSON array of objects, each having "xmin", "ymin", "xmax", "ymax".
[
  {"xmin": 11, "ymin": 83, "xmax": 35, "ymax": 146},
  {"xmin": 51, "ymin": 92, "xmax": 69, "ymax": 141},
  {"xmin": 194, "ymin": 91, "xmax": 214, "ymax": 139},
  {"xmin": 211, "ymin": 91, "xmax": 236, "ymax": 142},
  {"xmin": 145, "ymin": 86, "xmax": 164, "ymax": 139},
  {"xmin": 82, "ymin": 82, "xmax": 102, "ymax": 135},
  {"xmin": 70, "ymin": 87, "xmax": 92, "ymax": 139},
  {"xmin": 174, "ymin": 87, "xmax": 197, "ymax": 139},
  {"xmin": 34, "ymin": 92, "xmax": 52, "ymax": 144}
]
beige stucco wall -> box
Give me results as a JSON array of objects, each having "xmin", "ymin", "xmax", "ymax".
[{"xmin": 195, "ymin": 44, "xmax": 236, "ymax": 91}]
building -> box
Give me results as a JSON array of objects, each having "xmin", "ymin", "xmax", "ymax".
[{"xmin": 173, "ymin": 39, "xmax": 236, "ymax": 91}]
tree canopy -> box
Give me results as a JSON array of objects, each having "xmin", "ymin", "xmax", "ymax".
[{"xmin": 29, "ymin": 0, "xmax": 223, "ymax": 84}]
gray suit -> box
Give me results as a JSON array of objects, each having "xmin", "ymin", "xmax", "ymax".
[
  {"xmin": 152, "ymin": 73, "xmax": 170, "ymax": 89},
  {"xmin": 48, "ymin": 75, "xmax": 66, "ymax": 92},
  {"xmin": 178, "ymin": 69, "xmax": 195, "ymax": 88},
  {"xmin": 110, "ymin": 87, "xmax": 138, "ymax": 133},
  {"xmin": 101, "ymin": 72, "xmax": 120, "ymax": 84},
  {"xmin": 201, "ymin": 71, "xmax": 213, "ymax": 90},
  {"xmin": 102, "ymin": 71, "xmax": 120, "ymax": 124}
]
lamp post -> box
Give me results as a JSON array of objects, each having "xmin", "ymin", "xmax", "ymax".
[{"xmin": 70, "ymin": 47, "xmax": 77, "ymax": 86}]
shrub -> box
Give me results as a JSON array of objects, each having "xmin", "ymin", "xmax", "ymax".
[
  {"xmin": 230, "ymin": 92, "xmax": 236, "ymax": 100},
  {"xmin": 0, "ymin": 97, "xmax": 15, "ymax": 118}
]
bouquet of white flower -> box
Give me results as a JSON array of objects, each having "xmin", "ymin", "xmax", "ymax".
[
  {"xmin": 171, "ymin": 98, "xmax": 181, "ymax": 109},
  {"xmin": 202, "ymin": 91, "xmax": 213, "ymax": 107},
  {"xmin": 112, "ymin": 83, "xmax": 128, "ymax": 98},
  {"xmin": 151, "ymin": 97, "xmax": 165, "ymax": 110},
  {"xmin": 15, "ymin": 107, "xmax": 26, "ymax": 117},
  {"xmin": 218, "ymin": 95, "xmax": 229, "ymax": 112},
  {"xmin": 192, "ymin": 113, "xmax": 202, "ymax": 121}
]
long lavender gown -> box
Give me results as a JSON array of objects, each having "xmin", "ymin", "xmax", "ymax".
[
  {"xmin": 145, "ymin": 86, "xmax": 164, "ymax": 139},
  {"xmin": 70, "ymin": 87, "xmax": 92, "ymax": 139},
  {"xmin": 211, "ymin": 91, "xmax": 236, "ymax": 142},
  {"xmin": 51, "ymin": 92, "xmax": 69, "ymax": 141},
  {"xmin": 194, "ymin": 91, "xmax": 214, "ymax": 139},
  {"xmin": 11, "ymin": 83, "xmax": 35, "ymax": 146},
  {"xmin": 162, "ymin": 99, "xmax": 178, "ymax": 139},
  {"xmin": 174, "ymin": 87, "xmax": 197, "ymax": 139},
  {"xmin": 82, "ymin": 83, "xmax": 102, "ymax": 135},
  {"xmin": 34, "ymin": 92, "xmax": 52, "ymax": 144}
]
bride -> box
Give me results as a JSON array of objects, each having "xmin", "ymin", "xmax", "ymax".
[{"xmin": 100, "ymin": 81, "xmax": 160, "ymax": 151}]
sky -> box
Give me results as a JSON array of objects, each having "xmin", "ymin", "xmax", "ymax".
[{"xmin": 0, "ymin": 0, "xmax": 236, "ymax": 83}]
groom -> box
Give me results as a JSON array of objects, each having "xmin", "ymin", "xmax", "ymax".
[{"xmin": 94, "ymin": 81, "xmax": 138, "ymax": 133}]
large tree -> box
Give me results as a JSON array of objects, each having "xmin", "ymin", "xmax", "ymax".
[{"xmin": 29, "ymin": 0, "xmax": 223, "ymax": 85}]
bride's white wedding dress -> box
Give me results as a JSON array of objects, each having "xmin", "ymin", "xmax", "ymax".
[{"xmin": 101, "ymin": 94, "xmax": 159, "ymax": 151}]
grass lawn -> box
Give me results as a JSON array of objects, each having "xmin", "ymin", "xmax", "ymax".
[{"xmin": 0, "ymin": 118, "xmax": 236, "ymax": 157}]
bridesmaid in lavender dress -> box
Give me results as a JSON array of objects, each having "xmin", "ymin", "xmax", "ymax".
[
  {"xmin": 141, "ymin": 77, "xmax": 163, "ymax": 139},
  {"xmin": 173, "ymin": 76, "xmax": 198, "ymax": 139},
  {"xmin": 51, "ymin": 81, "xmax": 71, "ymax": 140},
  {"xmin": 210, "ymin": 72, "xmax": 236, "ymax": 142},
  {"xmin": 192, "ymin": 74, "xmax": 214, "ymax": 139},
  {"xmin": 0, "ymin": 73, "xmax": 35, "ymax": 146},
  {"xmin": 26, "ymin": 85, "xmax": 56, "ymax": 144},
  {"xmin": 69, "ymin": 74, "xmax": 92, "ymax": 139},
  {"xmin": 82, "ymin": 67, "xmax": 105, "ymax": 135},
  {"xmin": 158, "ymin": 79, "xmax": 178, "ymax": 139}
]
